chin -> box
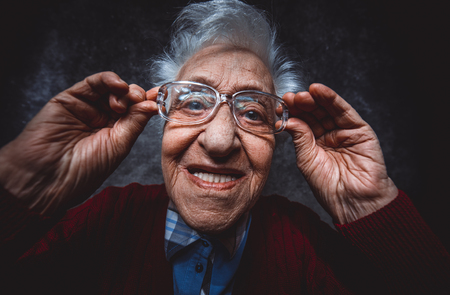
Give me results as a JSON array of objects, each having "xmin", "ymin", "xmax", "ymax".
[{"xmin": 182, "ymin": 210, "xmax": 238, "ymax": 235}]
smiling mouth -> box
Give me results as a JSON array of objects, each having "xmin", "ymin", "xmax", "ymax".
[{"xmin": 188, "ymin": 169, "xmax": 242, "ymax": 183}]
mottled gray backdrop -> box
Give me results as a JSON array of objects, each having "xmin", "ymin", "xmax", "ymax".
[{"xmin": 1, "ymin": 0, "xmax": 448, "ymax": 249}]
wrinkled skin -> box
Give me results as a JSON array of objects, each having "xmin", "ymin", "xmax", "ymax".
[
  {"xmin": 161, "ymin": 45, "xmax": 276, "ymax": 234},
  {"xmin": 282, "ymin": 85, "xmax": 397, "ymax": 224},
  {"xmin": 0, "ymin": 72, "xmax": 158, "ymax": 214},
  {"xmin": 0, "ymin": 45, "xmax": 397, "ymax": 228}
]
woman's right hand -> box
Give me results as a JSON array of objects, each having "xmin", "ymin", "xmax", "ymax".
[{"xmin": 0, "ymin": 72, "xmax": 159, "ymax": 215}]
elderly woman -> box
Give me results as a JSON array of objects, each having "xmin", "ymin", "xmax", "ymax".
[{"xmin": 0, "ymin": 0, "xmax": 449, "ymax": 294}]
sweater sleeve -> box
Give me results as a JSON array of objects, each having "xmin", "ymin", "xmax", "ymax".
[
  {"xmin": 0, "ymin": 183, "xmax": 141, "ymax": 263},
  {"xmin": 0, "ymin": 184, "xmax": 133, "ymax": 293},
  {"xmin": 335, "ymin": 190, "xmax": 450, "ymax": 294},
  {"xmin": 0, "ymin": 185, "xmax": 63, "ymax": 265},
  {"xmin": 1, "ymin": 183, "xmax": 172, "ymax": 294},
  {"xmin": 0, "ymin": 184, "xmax": 110, "ymax": 293}
]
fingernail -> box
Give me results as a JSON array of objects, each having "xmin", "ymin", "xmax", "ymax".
[
  {"xmin": 132, "ymin": 90, "xmax": 143, "ymax": 100},
  {"xmin": 119, "ymin": 100, "xmax": 127, "ymax": 109}
]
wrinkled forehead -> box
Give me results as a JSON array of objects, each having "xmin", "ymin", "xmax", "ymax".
[{"xmin": 176, "ymin": 44, "xmax": 275, "ymax": 95}]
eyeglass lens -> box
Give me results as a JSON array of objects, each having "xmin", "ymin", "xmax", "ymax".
[{"xmin": 159, "ymin": 83, "xmax": 285, "ymax": 134}]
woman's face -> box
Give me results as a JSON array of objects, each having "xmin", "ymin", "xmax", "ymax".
[{"xmin": 161, "ymin": 44, "xmax": 276, "ymax": 234}]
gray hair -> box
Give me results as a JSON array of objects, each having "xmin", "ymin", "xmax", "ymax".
[{"xmin": 149, "ymin": 0, "xmax": 305, "ymax": 96}]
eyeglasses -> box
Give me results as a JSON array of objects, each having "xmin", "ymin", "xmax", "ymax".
[{"xmin": 156, "ymin": 81, "xmax": 289, "ymax": 134}]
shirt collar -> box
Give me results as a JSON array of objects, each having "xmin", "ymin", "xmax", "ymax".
[{"xmin": 164, "ymin": 200, "xmax": 250, "ymax": 261}]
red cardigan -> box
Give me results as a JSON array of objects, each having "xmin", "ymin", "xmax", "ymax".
[{"xmin": 1, "ymin": 183, "xmax": 449, "ymax": 294}]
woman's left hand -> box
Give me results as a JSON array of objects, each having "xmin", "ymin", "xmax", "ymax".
[{"xmin": 282, "ymin": 83, "xmax": 398, "ymax": 224}]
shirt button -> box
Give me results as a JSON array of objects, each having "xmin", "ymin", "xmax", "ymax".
[
  {"xmin": 195, "ymin": 263, "xmax": 204, "ymax": 273},
  {"xmin": 202, "ymin": 241, "xmax": 209, "ymax": 247}
]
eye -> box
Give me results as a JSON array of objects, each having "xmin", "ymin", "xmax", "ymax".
[
  {"xmin": 186, "ymin": 99, "xmax": 206, "ymax": 111},
  {"xmin": 234, "ymin": 96, "xmax": 267, "ymax": 124},
  {"xmin": 244, "ymin": 110, "xmax": 261, "ymax": 121},
  {"xmin": 177, "ymin": 93, "xmax": 215, "ymax": 113}
]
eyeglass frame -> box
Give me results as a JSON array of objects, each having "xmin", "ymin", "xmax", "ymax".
[{"xmin": 156, "ymin": 81, "xmax": 289, "ymax": 134}]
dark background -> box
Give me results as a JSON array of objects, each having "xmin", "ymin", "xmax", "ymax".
[{"xmin": 1, "ymin": 0, "xmax": 448, "ymax": 250}]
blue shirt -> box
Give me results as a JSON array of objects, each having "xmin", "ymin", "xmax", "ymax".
[{"xmin": 165, "ymin": 201, "xmax": 251, "ymax": 295}]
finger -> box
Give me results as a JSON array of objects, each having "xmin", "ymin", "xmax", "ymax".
[
  {"xmin": 320, "ymin": 116, "xmax": 337, "ymax": 130},
  {"xmin": 291, "ymin": 92, "xmax": 331, "ymax": 122},
  {"xmin": 110, "ymin": 84, "xmax": 147, "ymax": 114},
  {"xmin": 283, "ymin": 91, "xmax": 330, "ymax": 121},
  {"xmin": 283, "ymin": 117, "xmax": 318, "ymax": 169},
  {"xmin": 282, "ymin": 92, "xmax": 303, "ymax": 117},
  {"xmin": 281, "ymin": 92, "xmax": 296, "ymax": 113},
  {"xmin": 109, "ymin": 84, "xmax": 146, "ymax": 114},
  {"xmin": 283, "ymin": 92, "xmax": 327, "ymax": 137},
  {"xmin": 146, "ymin": 87, "xmax": 159, "ymax": 102},
  {"xmin": 109, "ymin": 93, "xmax": 127, "ymax": 114},
  {"xmin": 68, "ymin": 71, "xmax": 129, "ymax": 102},
  {"xmin": 127, "ymin": 84, "xmax": 146, "ymax": 104},
  {"xmin": 297, "ymin": 112, "xmax": 326, "ymax": 138},
  {"xmin": 293, "ymin": 91, "xmax": 319, "ymax": 112},
  {"xmin": 50, "ymin": 92, "xmax": 112, "ymax": 128},
  {"xmin": 112, "ymin": 99, "xmax": 159, "ymax": 146},
  {"xmin": 309, "ymin": 83, "xmax": 366, "ymax": 129},
  {"xmin": 311, "ymin": 106, "xmax": 328, "ymax": 121}
]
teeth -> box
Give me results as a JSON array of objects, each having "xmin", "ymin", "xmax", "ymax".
[{"xmin": 193, "ymin": 172, "xmax": 237, "ymax": 183}]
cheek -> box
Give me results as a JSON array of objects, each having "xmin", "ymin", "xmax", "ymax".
[
  {"xmin": 240, "ymin": 134, "xmax": 275, "ymax": 200},
  {"xmin": 240, "ymin": 137, "xmax": 275, "ymax": 213},
  {"xmin": 161, "ymin": 125, "xmax": 200, "ymax": 160},
  {"xmin": 245, "ymin": 136, "xmax": 275, "ymax": 174},
  {"xmin": 161, "ymin": 126, "xmax": 198, "ymax": 184}
]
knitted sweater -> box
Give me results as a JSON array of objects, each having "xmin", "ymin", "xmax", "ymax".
[{"xmin": 1, "ymin": 183, "xmax": 449, "ymax": 294}]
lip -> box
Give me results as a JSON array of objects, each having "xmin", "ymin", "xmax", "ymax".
[{"xmin": 183, "ymin": 166, "xmax": 246, "ymax": 190}]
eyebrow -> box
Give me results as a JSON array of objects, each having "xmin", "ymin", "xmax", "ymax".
[
  {"xmin": 184, "ymin": 75, "xmax": 272, "ymax": 94},
  {"xmin": 182, "ymin": 76, "xmax": 216, "ymax": 87}
]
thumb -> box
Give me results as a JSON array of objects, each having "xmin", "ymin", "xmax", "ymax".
[
  {"xmin": 113, "ymin": 100, "xmax": 158, "ymax": 147},
  {"xmin": 284, "ymin": 117, "xmax": 318, "ymax": 170}
]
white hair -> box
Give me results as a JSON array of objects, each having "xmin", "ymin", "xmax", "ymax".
[{"xmin": 149, "ymin": 0, "xmax": 305, "ymax": 96}]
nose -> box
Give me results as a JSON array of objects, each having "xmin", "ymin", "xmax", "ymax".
[{"xmin": 197, "ymin": 104, "xmax": 241, "ymax": 158}]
